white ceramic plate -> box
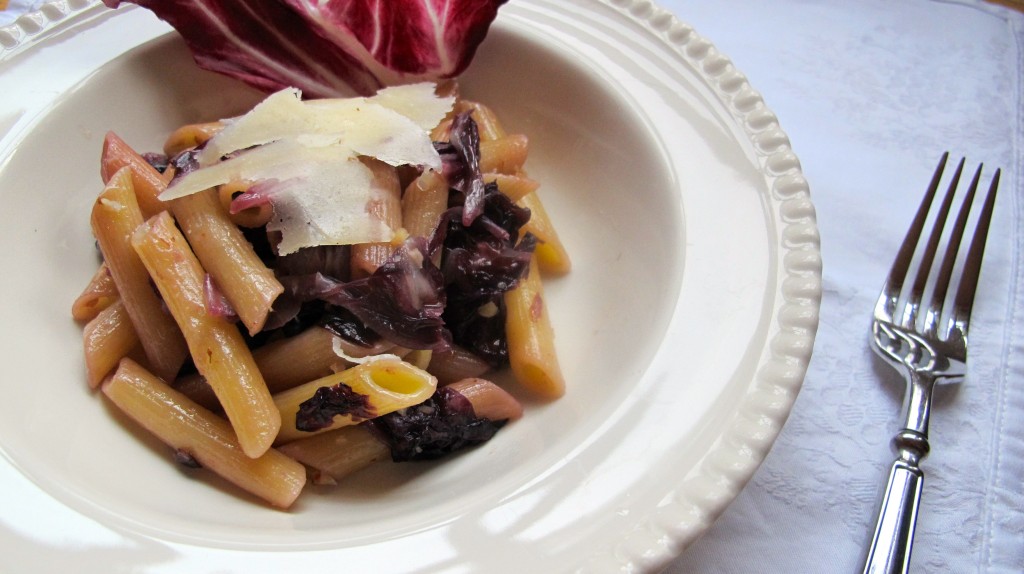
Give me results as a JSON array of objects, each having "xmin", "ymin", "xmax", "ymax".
[{"xmin": 0, "ymin": 1, "xmax": 820, "ymax": 572}]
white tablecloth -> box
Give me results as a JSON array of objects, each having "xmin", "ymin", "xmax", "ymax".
[{"xmin": 659, "ymin": 0, "xmax": 1024, "ymax": 572}]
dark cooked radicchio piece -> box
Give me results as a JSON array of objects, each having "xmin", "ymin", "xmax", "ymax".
[
  {"xmin": 280, "ymin": 237, "xmax": 451, "ymax": 351},
  {"xmin": 433, "ymin": 184, "xmax": 536, "ymax": 365},
  {"xmin": 319, "ymin": 306, "xmax": 382, "ymax": 348},
  {"xmin": 168, "ymin": 146, "xmax": 202, "ymax": 181},
  {"xmin": 142, "ymin": 152, "xmax": 169, "ymax": 174},
  {"xmin": 295, "ymin": 383, "xmax": 376, "ymax": 432},
  {"xmin": 436, "ymin": 112, "xmax": 486, "ymax": 226},
  {"xmin": 174, "ymin": 448, "xmax": 202, "ymax": 469},
  {"xmin": 368, "ymin": 386, "xmax": 505, "ymax": 462}
]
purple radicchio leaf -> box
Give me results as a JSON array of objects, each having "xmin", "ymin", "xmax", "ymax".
[
  {"xmin": 434, "ymin": 183, "xmax": 536, "ymax": 366},
  {"xmin": 203, "ymin": 273, "xmax": 238, "ymax": 320},
  {"xmin": 101, "ymin": 0, "xmax": 508, "ymax": 98},
  {"xmin": 367, "ymin": 386, "xmax": 505, "ymax": 462},
  {"xmin": 280, "ymin": 237, "xmax": 452, "ymax": 351},
  {"xmin": 444, "ymin": 112, "xmax": 486, "ymax": 226},
  {"xmin": 295, "ymin": 383, "xmax": 377, "ymax": 432}
]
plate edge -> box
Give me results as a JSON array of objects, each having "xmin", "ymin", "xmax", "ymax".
[
  {"xmin": 579, "ymin": 0, "xmax": 823, "ymax": 572},
  {"xmin": 0, "ymin": 0, "xmax": 103, "ymax": 60}
]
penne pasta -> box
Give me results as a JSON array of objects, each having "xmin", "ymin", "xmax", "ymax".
[
  {"xmin": 401, "ymin": 169, "xmax": 449, "ymax": 240},
  {"xmin": 351, "ymin": 158, "xmax": 403, "ymax": 277},
  {"xmin": 483, "ymin": 172, "xmax": 540, "ymax": 204},
  {"xmin": 170, "ymin": 327, "xmax": 397, "ymax": 411},
  {"xmin": 518, "ymin": 191, "xmax": 571, "ymax": 276},
  {"xmin": 503, "ymin": 257, "xmax": 565, "ymax": 399},
  {"xmin": 102, "ymin": 358, "xmax": 306, "ymax": 509},
  {"xmin": 104, "ymin": 133, "xmax": 282, "ymax": 333},
  {"xmin": 276, "ymin": 425, "xmax": 390, "ymax": 484},
  {"xmin": 132, "ymin": 211, "xmax": 281, "ymax": 459},
  {"xmin": 427, "ymin": 345, "xmax": 492, "ymax": 385},
  {"xmin": 83, "ymin": 299, "xmax": 142, "ymax": 388},
  {"xmin": 90, "ymin": 167, "xmax": 188, "ymax": 382},
  {"xmin": 163, "ymin": 121, "xmax": 223, "ymax": 157},
  {"xmin": 171, "ymin": 374, "xmax": 222, "ymax": 413},
  {"xmin": 72, "ymin": 263, "xmax": 119, "ymax": 322},
  {"xmin": 479, "ymin": 134, "xmax": 529, "ymax": 175},
  {"xmin": 446, "ymin": 378, "xmax": 523, "ymax": 421},
  {"xmin": 273, "ymin": 358, "xmax": 437, "ymax": 444},
  {"xmin": 253, "ymin": 326, "xmax": 350, "ymax": 394},
  {"xmin": 454, "ymin": 100, "xmax": 507, "ymax": 142},
  {"xmin": 100, "ymin": 132, "xmax": 167, "ymax": 219},
  {"xmin": 169, "ymin": 188, "xmax": 283, "ymax": 335}
]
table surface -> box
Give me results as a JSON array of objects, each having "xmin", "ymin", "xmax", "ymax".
[
  {"xmin": 1, "ymin": 1, "xmax": 1021, "ymax": 573},
  {"xmin": 660, "ymin": 1, "xmax": 1023, "ymax": 572}
]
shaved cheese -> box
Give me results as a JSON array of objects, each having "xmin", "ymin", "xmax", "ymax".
[
  {"xmin": 367, "ymin": 83, "xmax": 455, "ymax": 131},
  {"xmin": 161, "ymin": 139, "xmax": 356, "ymax": 201},
  {"xmin": 267, "ymin": 157, "xmax": 394, "ymax": 255},
  {"xmin": 197, "ymin": 84, "xmax": 449, "ymax": 169},
  {"xmin": 159, "ymin": 83, "xmax": 454, "ymax": 254}
]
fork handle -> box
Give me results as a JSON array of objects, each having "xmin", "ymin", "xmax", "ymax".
[{"xmin": 862, "ymin": 457, "xmax": 924, "ymax": 574}]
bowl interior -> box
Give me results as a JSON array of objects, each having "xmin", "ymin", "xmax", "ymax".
[{"xmin": 0, "ymin": 23, "xmax": 682, "ymax": 546}]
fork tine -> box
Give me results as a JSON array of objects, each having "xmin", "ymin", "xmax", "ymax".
[
  {"xmin": 948, "ymin": 167, "xmax": 1000, "ymax": 339},
  {"xmin": 901, "ymin": 156, "xmax": 964, "ymax": 328},
  {"xmin": 876, "ymin": 153, "xmax": 949, "ymax": 322},
  {"xmin": 922, "ymin": 160, "xmax": 977, "ymax": 337}
]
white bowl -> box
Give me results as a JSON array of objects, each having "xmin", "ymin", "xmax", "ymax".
[{"xmin": 0, "ymin": 1, "xmax": 820, "ymax": 572}]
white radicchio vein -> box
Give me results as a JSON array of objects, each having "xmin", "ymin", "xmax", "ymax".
[
  {"xmin": 195, "ymin": 0, "xmax": 344, "ymax": 96},
  {"xmin": 292, "ymin": 0, "xmax": 403, "ymax": 87}
]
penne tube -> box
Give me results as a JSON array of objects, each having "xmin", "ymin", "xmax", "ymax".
[
  {"xmin": 100, "ymin": 132, "xmax": 167, "ymax": 219},
  {"xmin": 217, "ymin": 180, "xmax": 273, "ymax": 228},
  {"xmin": 454, "ymin": 100, "xmax": 507, "ymax": 142},
  {"xmin": 255, "ymin": 326, "xmax": 398, "ymax": 393},
  {"xmin": 427, "ymin": 345, "xmax": 491, "ymax": 385},
  {"xmin": 170, "ymin": 327, "xmax": 397, "ymax": 410},
  {"xmin": 276, "ymin": 425, "xmax": 390, "ymax": 484},
  {"xmin": 503, "ymin": 257, "xmax": 565, "ymax": 399},
  {"xmin": 83, "ymin": 299, "xmax": 142, "ymax": 388},
  {"xmin": 132, "ymin": 211, "xmax": 281, "ymax": 458},
  {"xmin": 430, "ymin": 117, "xmax": 453, "ymax": 142},
  {"xmin": 72, "ymin": 263, "xmax": 119, "ymax": 322},
  {"xmin": 163, "ymin": 121, "xmax": 224, "ymax": 157},
  {"xmin": 351, "ymin": 158, "xmax": 403, "ymax": 277},
  {"xmin": 483, "ymin": 173, "xmax": 540, "ymax": 203},
  {"xmin": 91, "ymin": 168, "xmax": 188, "ymax": 382},
  {"xmin": 102, "ymin": 359, "xmax": 306, "ymax": 509},
  {"xmin": 171, "ymin": 374, "xmax": 222, "ymax": 413},
  {"xmin": 518, "ymin": 191, "xmax": 571, "ymax": 276},
  {"xmin": 479, "ymin": 135, "xmax": 529, "ymax": 175},
  {"xmin": 445, "ymin": 378, "xmax": 523, "ymax": 421},
  {"xmin": 273, "ymin": 358, "xmax": 437, "ymax": 444},
  {"xmin": 401, "ymin": 169, "xmax": 449, "ymax": 240},
  {"xmin": 252, "ymin": 326, "xmax": 350, "ymax": 394},
  {"xmin": 169, "ymin": 188, "xmax": 283, "ymax": 335},
  {"xmin": 103, "ymin": 133, "xmax": 282, "ymax": 333}
]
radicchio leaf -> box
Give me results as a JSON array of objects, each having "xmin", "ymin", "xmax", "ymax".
[
  {"xmin": 367, "ymin": 386, "xmax": 505, "ymax": 462},
  {"xmin": 444, "ymin": 112, "xmax": 486, "ymax": 225},
  {"xmin": 295, "ymin": 383, "xmax": 376, "ymax": 432},
  {"xmin": 281, "ymin": 237, "xmax": 451, "ymax": 351},
  {"xmin": 102, "ymin": 0, "xmax": 508, "ymax": 98},
  {"xmin": 436, "ymin": 184, "xmax": 536, "ymax": 366}
]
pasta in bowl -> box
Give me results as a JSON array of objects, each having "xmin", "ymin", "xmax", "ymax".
[
  {"xmin": 0, "ymin": 0, "xmax": 818, "ymax": 571},
  {"xmin": 77, "ymin": 80, "xmax": 567, "ymax": 507}
]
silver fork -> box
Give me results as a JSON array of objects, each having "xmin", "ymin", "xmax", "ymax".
[{"xmin": 862, "ymin": 153, "xmax": 1000, "ymax": 574}]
